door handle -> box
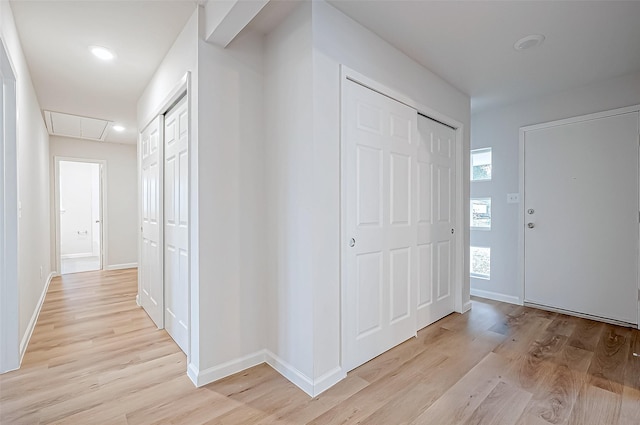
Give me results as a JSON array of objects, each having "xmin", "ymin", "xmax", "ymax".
[
  {"xmin": 527, "ymin": 223, "xmax": 535, "ymax": 229},
  {"xmin": 349, "ymin": 238, "xmax": 356, "ymax": 247}
]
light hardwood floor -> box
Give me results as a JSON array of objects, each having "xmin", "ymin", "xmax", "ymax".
[{"xmin": 1, "ymin": 269, "xmax": 638, "ymax": 424}]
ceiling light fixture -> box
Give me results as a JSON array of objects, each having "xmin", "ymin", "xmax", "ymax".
[
  {"xmin": 514, "ymin": 34, "xmax": 545, "ymax": 51},
  {"xmin": 90, "ymin": 45, "xmax": 116, "ymax": 61},
  {"xmin": 112, "ymin": 124, "xmax": 125, "ymax": 132}
]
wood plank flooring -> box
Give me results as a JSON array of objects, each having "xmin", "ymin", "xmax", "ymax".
[{"xmin": 1, "ymin": 269, "xmax": 638, "ymax": 424}]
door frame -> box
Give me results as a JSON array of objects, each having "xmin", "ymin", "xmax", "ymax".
[
  {"xmin": 0, "ymin": 37, "xmax": 19, "ymax": 373},
  {"xmin": 137, "ymin": 72, "xmax": 191, "ymax": 357},
  {"xmin": 518, "ymin": 104, "xmax": 640, "ymax": 329},
  {"xmin": 340, "ymin": 66, "xmax": 466, "ymax": 368},
  {"xmin": 54, "ymin": 157, "xmax": 107, "ymax": 274}
]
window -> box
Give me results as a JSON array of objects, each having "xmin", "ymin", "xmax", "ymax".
[
  {"xmin": 470, "ymin": 246, "xmax": 490, "ymax": 279},
  {"xmin": 471, "ymin": 148, "xmax": 492, "ymax": 181},
  {"xmin": 470, "ymin": 198, "xmax": 491, "ymax": 229}
]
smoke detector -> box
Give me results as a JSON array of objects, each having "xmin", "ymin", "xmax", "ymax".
[{"xmin": 514, "ymin": 34, "xmax": 545, "ymax": 51}]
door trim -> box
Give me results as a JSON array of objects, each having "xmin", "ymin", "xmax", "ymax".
[
  {"xmin": 518, "ymin": 104, "xmax": 640, "ymax": 329},
  {"xmin": 0, "ymin": 37, "xmax": 19, "ymax": 373},
  {"xmin": 54, "ymin": 157, "xmax": 107, "ymax": 274},
  {"xmin": 340, "ymin": 65, "xmax": 466, "ymax": 369}
]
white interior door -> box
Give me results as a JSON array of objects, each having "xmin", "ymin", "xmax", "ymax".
[
  {"xmin": 416, "ymin": 115, "xmax": 456, "ymax": 329},
  {"xmin": 524, "ymin": 112, "xmax": 639, "ymax": 325},
  {"xmin": 163, "ymin": 97, "xmax": 189, "ymax": 353},
  {"xmin": 140, "ymin": 116, "xmax": 164, "ymax": 328},
  {"xmin": 344, "ymin": 79, "xmax": 418, "ymax": 372}
]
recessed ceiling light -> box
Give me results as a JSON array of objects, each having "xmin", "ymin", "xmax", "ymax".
[
  {"xmin": 90, "ymin": 45, "xmax": 116, "ymax": 61},
  {"xmin": 112, "ymin": 125, "xmax": 125, "ymax": 132},
  {"xmin": 514, "ymin": 34, "xmax": 545, "ymax": 51}
]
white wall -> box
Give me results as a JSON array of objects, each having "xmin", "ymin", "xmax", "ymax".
[
  {"xmin": 1, "ymin": 1, "xmax": 52, "ymax": 362},
  {"xmin": 312, "ymin": 1, "xmax": 471, "ymax": 386},
  {"xmin": 264, "ymin": 0, "xmax": 315, "ymax": 384},
  {"xmin": 138, "ymin": 7, "xmax": 267, "ymax": 384},
  {"xmin": 50, "ymin": 137, "xmax": 137, "ymax": 269},
  {"xmin": 262, "ymin": 1, "xmax": 471, "ymax": 394},
  {"xmin": 139, "ymin": 0, "xmax": 469, "ymax": 395},
  {"xmin": 194, "ymin": 20, "xmax": 266, "ymax": 381},
  {"xmin": 470, "ymin": 71, "xmax": 640, "ymax": 301},
  {"xmin": 58, "ymin": 161, "xmax": 96, "ymax": 257},
  {"xmin": 137, "ymin": 7, "xmax": 199, "ymax": 368}
]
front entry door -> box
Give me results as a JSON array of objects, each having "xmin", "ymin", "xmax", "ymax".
[{"xmin": 524, "ymin": 111, "xmax": 639, "ymax": 325}]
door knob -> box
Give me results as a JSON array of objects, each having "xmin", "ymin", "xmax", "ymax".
[
  {"xmin": 349, "ymin": 238, "xmax": 356, "ymax": 247},
  {"xmin": 527, "ymin": 223, "xmax": 535, "ymax": 229}
]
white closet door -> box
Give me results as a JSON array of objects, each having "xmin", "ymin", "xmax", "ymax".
[
  {"xmin": 164, "ymin": 97, "xmax": 189, "ymax": 353},
  {"xmin": 416, "ymin": 115, "xmax": 456, "ymax": 329},
  {"xmin": 344, "ymin": 79, "xmax": 418, "ymax": 372},
  {"xmin": 140, "ymin": 116, "xmax": 164, "ymax": 328},
  {"xmin": 524, "ymin": 112, "xmax": 639, "ymax": 325}
]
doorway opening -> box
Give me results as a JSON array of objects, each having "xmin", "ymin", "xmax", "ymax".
[{"xmin": 55, "ymin": 158, "xmax": 105, "ymax": 275}]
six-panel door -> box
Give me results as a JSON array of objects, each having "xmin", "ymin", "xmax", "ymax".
[
  {"xmin": 344, "ymin": 79, "xmax": 457, "ymax": 371},
  {"xmin": 164, "ymin": 96, "xmax": 189, "ymax": 354}
]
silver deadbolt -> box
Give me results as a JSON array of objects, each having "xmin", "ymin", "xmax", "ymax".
[
  {"xmin": 527, "ymin": 222, "xmax": 535, "ymax": 229},
  {"xmin": 349, "ymin": 238, "xmax": 356, "ymax": 247},
  {"xmin": 527, "ymin": 209, "xmax": 535, "ymax": 215}
]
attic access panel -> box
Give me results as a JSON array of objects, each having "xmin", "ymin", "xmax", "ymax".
[{"xmin": 43, "ymin": 110, "xmax": 111, "ymax": 141}]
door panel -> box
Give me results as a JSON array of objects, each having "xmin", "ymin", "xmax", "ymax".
[
  {"xmin": 524, "ymin": 112, "xmax": 639, "ymax": 325},
  {"xmin": 164, "ymin": 96, "xmax": 189, "ymax": 353},
  {"xmin": 345, "ymin": 80, "xmax": 418, "ymax": 372},
  {"xmin": 416, "ymin": 116, "xmax": 456, "ymax": 328},
  {"xmin": 390, "ymin": 247, "xmax": 411, "ymax": 323},
  {"xmin": 356, "ymin": 251, "xmax": 383, "ymax": 336},
  {"xmin": 140, "ymin": 116, "xmax": 163, "ymax": 328}
]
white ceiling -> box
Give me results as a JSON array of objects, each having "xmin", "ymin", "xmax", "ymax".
[
  {"xmin": 9, "ymin": 0, "xmax": 640, "ymax": 145},
  {"xmin": 10, "ymin": 0, "xmax": 197, "ymax": 144},
  {"xmin": 328, "ymin": 0, "xmax": 640, "ymax": 112}
]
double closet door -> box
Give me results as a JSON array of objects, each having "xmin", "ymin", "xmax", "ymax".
[
  {"xmin": 343, "ymin": 79, "xmax": 456, "ymax": 372},
  {"xmin": 140, "ymin": 96, "xmax": 189, "ymax": 353}
]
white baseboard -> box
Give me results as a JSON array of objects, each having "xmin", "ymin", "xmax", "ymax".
[
  {"xmin": 105, "ymin": 263, "xmax": 138, "ymax": 271},
  {"xmin": 311, "ymin": 366, "xmax": 345, "ymax": 396},
  {"xmin": 188, "ymin": 350, "xmax": 266, "ymax": 387},
  {"xmin": 20, "ymin": 272, "xmax": 55, "ymax": 361},
  {"xmin": 471, "ymin": 288, "xmax": 521, "ymax": 305},
  {"xmin": 61, "ymin": 252, "xmax": 94, "ymax": 259},
  {"xmin": 264, "ymin": 350, "xmax": 314, "ymax": 396},
  {"xmin": 136, "ymin": 294, "xmax": 141, "ymax": 306},
  {"xmin": 187, "ymin": 349, "xmax": 344, "ymax": 397},
  {"xmin": 461, "ymin": 301, "xmax": 473, "ymax": 313}
]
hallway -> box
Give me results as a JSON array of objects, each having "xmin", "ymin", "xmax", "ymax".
[{"xmin": 1, "ymin": 269, "xmax": 639, "ymax": 424}]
